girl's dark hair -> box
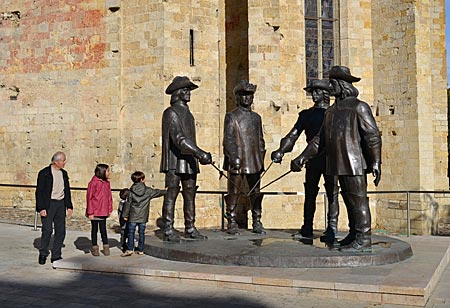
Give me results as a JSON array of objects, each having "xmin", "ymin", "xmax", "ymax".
[
  {"xmin": 94, "ymin": 163, "xmax": 109, "ymax": 181},
  {"xmin": 119, "ymin": 188, "xmax": 130, "ymax": 200},
  {"xmin": 131, "ymin": 171, "xmax": 145, "ymax": 183}
]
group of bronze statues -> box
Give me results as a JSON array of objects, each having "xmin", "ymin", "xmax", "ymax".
[{"xmin": 158, "ymin": 66, "xmax": 382, "ymax": 253}]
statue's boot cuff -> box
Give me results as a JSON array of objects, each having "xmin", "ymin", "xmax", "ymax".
[{"xmin": 184, "ymin": 227, "xmax": 208, "ymax": 240}]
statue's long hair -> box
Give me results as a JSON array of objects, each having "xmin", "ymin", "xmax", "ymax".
[
  {"xmin": 170, "ymin": 89, "xmax": 182, "ymax": 105},
  {"xmin": 322, "ymin": 90, "xmax": 330, "ymax": 105},
  {"xmin": 337, "ymin": 80, "xmax": 359, "ymax": 99}
]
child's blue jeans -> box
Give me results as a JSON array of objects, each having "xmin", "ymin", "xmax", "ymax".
[{"xmin": 127, "ymin": 222, "xmax": 146, "ymax": 252}]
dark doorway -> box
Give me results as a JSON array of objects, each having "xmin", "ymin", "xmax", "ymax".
[{"xmin": 225, "ymin": 0, "xmax": 249, "ymax": 112}]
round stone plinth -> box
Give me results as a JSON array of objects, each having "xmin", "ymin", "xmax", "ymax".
[{"xmin": 144, "ymin": 229, "xmax": 413, "ymax": 268}]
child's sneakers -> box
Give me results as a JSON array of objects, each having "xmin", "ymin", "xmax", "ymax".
[
  {"xmin": 121, "ymin": 250, "xmax": 133, "ymax": 257},
  {"xmin": 134, "ymin": 251, "xmax": 144, "ymax": 255}
]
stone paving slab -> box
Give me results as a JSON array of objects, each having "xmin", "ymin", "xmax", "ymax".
[{"xmin": 53, "ymin": 232, "xmax": 450, "ymax": 307}]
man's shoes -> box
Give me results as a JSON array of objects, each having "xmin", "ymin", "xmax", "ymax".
[
  {"xmin": 38, "ymin": 255, "xmax": 47, "ymax": 265},
  {"xmin": 184, "ymin": 227, "xmax": 207, "ymax": 240},
  {"xmin": 134, "ymin": 250, "xmax": 144, "ymax": 255},
  {"xmin": 50, "ymin": 257, "xmax": 62, "ymax": 263},
  {"xmin": 121, "ymin": 250, "xmax": 133, "ymax": 257},
  {"xmin": 252, "ymin": 221, "xmax": 266, "ymax": 234}
]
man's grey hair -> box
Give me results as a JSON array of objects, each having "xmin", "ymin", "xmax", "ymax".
[{"xmin": 51, "ymin": 151, "xmax": 66, "ymax": 163}]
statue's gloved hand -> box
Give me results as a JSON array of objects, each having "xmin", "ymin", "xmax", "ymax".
[
  {"xmin": 290, "ymin": 156, "xmax": 305, "ymax": 172},
  {"xmin": 271, "ymin": 150, "xmax": 284, "ymax": 163},
  {"xmin": 372, "ymin": 161, "xmax": 381, "ymax": 186},
  {"xmin": 199, "ymin": 152, "xmax": 212, "ymax": 165},
  {"xmin": 230, "ymin": 157, "xmax": 241, "ymax": 170}
]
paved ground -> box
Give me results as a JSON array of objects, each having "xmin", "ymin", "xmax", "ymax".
[{"xmin": 1, "ymin": 222, "xmax": 449, "ymax": 308}]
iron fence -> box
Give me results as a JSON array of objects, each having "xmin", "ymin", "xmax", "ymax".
[{"xmin": 1, "ymin": 183, "xmax": 449, "ymax": 237}]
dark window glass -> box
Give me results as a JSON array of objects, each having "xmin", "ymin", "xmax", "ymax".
[
  {"xmin": 322, "ymin": 0, "xmax": 333, "ymax": 18},
  {"xmin": 305, "ymin": 0, "xmax": 338, "ymax": 84},
  {"xmin": 305, "ymin": 0, "xmax": 317, "ymax": 17}
]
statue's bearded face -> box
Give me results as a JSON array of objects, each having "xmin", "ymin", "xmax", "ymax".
[
  {"xmin": 329, "ymin": 79, "xmax": 341, "ymax": 97},
  {"xmin": 237, "ymin": 94, "xmax": 254, "ymax": 107}
]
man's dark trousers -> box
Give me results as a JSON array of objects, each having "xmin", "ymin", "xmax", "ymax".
[{"xmin": 39, "ymin": 199, "xmax": 66, "ymax": 260}]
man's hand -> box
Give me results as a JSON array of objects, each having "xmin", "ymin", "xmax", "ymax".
[
  {"xmin": 39, "ymin": 209, "xmax": 47, "ymax": 217},
  {"xmin": 290, "ymin": 156, "xmax": 305, "ymax": 172},
  {"xmin": 88, "ymin": 214, "xmax": 94, "ymax": 220},
  {"xmin": 67, "ymin": 208, "xmax": 73, "ymax": 217},
  {"xmin": 199, "ymin": 152, "xmax": 212, "ymax": 165},
  {"xmin": 271, "ymin": 150, "xmax": 284, "ymax": 164},
  {"xmin": 124, "ymin": 217, "xmax": 128, "ymax": 221},
  {"xmin": 372, "ymin": 162, "xmax": 382, "ymax": 187}
]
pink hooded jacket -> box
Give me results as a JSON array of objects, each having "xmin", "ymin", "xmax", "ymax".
[{"xmin": 85, "ymin": 176, "xmax": 113, "ymax": 217}]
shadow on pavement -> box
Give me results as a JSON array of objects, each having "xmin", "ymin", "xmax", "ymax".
[{"xmin": 0, "ymin": 269, "xmax": 269, "ymax": 308}]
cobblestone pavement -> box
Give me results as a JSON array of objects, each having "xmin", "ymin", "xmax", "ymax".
[{"xmin": 0, "ymin": 222, "xmax": 449, "ymax": 308}]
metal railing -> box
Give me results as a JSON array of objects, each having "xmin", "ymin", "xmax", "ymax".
[{"xmin": 1, "ymin": 183, "xmax": 449, "ymax": 237}]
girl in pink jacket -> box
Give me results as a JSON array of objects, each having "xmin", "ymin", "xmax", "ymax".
[{"xmin": 86, "ymin": 164, "xmax": 113, "ymax": 256}]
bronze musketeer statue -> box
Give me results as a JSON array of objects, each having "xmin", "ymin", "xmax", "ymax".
[
  {"xmin": 223, "ymin": 80, "xmax": 266, "ymax": 235},
  {"xmin": 160, "ymin": 76, "xmax": 212, "ymax": 242},
  {"xmin": 291, "ymin": 66, "xmax": 382, "ymax": 252}
]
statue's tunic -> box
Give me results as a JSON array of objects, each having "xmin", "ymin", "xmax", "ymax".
[
  {"xmin": 223, "ymin": 106, "xmax": 266, "ymax": 174},
  {"xmin": 160, "ymin": 102, "xmax": 199, "ymax": 175},
  {"xmin": 302, "ymin": 97, "xmax": 382, "ymax": 175}
]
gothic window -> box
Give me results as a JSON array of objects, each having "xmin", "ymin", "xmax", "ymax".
[{"xmin": 305, "ymin": 0, "xmax": 339, "ymax": 85}]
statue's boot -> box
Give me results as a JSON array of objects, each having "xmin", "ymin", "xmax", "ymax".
[
  {"xmin": 338, "ymin": 191, "xmax": 357, "ymax": 246},
  {"xmin": 339, "ymin": 231, "xmax": 372, "ymax": 252},
  {"xmin": 320, "ymin": 179, "xmax": 339, "ymax": 243},
  {"xmin": 251, "ymin": 193, "xmax": 266, "ymax": 234},
  {"xmin": 340, "ymin": 196, "xmax": 372, "ymax": 252},
  {"xmin": 224, "ymin": 193, "xmax": 240, "ymax": 235},
  {"xmin": 299, "ymin": 184, "xmax": 319, "ymax": 238},
  {"xmin": 183, "ymin": 186, "xmax": 207, "ymax": 240},
  {"xmin": 162, "ymin": 186, "xmax": 181, "ymax": 242}
]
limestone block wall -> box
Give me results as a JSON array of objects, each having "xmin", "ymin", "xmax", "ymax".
[
  {"xmin": 0, "ymin": 0, "xmax": 122, "ymax": 227},
  {"xmin": 371, "ymin": 0, "xmax": 448, "ymax": 235}
]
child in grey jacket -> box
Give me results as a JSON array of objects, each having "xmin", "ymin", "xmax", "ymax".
[{"xmin": 121, "ymin": 171, "xmax": 166, "ymax": 256}]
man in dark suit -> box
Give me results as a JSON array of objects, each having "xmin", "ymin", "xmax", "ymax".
[
  {"xmin": 160, "ymin": 76, "xmax": 212, "ymax": 242},
  {"xmin": 36, "ymin": 151, "xmax": 73, "ymax": 264},
  {"xmin": 223, "ymin": 80, "xmax": 266, "ymax": 234},
  {"xmin": 291, "ymin": 66, "xmax": 382, "ymax": 252}
]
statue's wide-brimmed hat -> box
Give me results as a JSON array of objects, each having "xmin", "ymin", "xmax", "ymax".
[
  {"xmin": 165, "ymin": 76, "xmax": 198, "ymax": 94},
  {"xmin": 234, "ymin": 80, "xmax": 257, "ymax": 95},
  {"xmin": 328, "ymin": 66, "xmax": 361, "ymax": 83},
  {"xmin": 303, "ymin": 79, "xmax": 330, "ymax": 93}
]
